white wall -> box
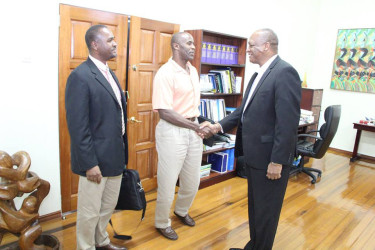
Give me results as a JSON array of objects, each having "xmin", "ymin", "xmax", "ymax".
[
  {"xmin": 310, "ymin": 0, "xmax": 375, "ymax": 156},
  {"xmin": 0, "ymin": 0, "xmax": 373, "ymax": 215}
]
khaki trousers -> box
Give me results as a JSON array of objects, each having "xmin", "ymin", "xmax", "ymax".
[
  {"xmin": 154, "ymin": 119, "xmax": 203, "ymax": 228},
  {"xmin": 76, "ymin": 174, "xmax": 122, "ymax": 250}
]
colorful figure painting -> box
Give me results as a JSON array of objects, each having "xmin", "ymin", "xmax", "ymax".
[{"xmin": 331, "ymin": 28, "xmax": 375, "ymax": 93}]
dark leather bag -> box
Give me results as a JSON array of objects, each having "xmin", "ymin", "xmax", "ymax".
[
  {"xmin": 110, "ymin": 169, "xmax": 146, "ymax": 240},
  {"xmin": 116, "ymin": 169, "xmax": 146, "ymax": 213}
]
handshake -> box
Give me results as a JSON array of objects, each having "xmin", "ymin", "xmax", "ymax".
[{"xmin": 196, "ymin": 121, "xmax": 222, "ymax": 139}]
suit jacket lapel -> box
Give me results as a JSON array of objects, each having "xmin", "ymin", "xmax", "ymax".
[
  {"xmin": 87, "ymin": 58, "xmax": 119, "ymax": 104},
  {"xmin": 240, "ymin": 72, "xmax": 258, "ymax": 113},
  {"xmin": 109, "ymin": 69, "xmax": 127, "ymax": 108},
  {"xmin": 244, "ymin": 56, "xmax": 280, "ymax": 111}
]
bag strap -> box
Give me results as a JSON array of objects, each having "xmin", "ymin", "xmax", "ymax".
[
  {"xmin": 109, "ymin": 207, "xmax": 146, "ymax": 240},
  {"xmin": 109, "ymin": 219, "xmax": 132, "ymax": 240}
]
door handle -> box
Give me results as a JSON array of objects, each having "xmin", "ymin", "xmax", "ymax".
[{"xmin": 128, "ymin": 117, "xmax": 142, "ymax": 123}]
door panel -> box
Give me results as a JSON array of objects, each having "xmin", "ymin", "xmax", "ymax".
[
  {"xmin": 128, "ymin": 16, "xmax": 180, "ymax": 192},
  {"xmin": 59, "ymin": 4, "xmax": 128, "ymax": 212}
]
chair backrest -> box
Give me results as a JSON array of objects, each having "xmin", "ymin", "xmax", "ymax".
[{"xmin": 312, "ymin": 105, "xmax": 341, "ymax": 158}]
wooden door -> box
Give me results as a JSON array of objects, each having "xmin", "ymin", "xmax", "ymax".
[
  {"xmin": 127, "ymin": 17, "xmax": 179, "ymax": 191},
  {"xmin": 58, "ymin": 4, "xmax": 128, "ymax": 213}
]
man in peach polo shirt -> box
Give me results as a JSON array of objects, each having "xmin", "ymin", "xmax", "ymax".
[{"xmin": 152, "ymin": 32, "xmax": 210, "ymax": 240}]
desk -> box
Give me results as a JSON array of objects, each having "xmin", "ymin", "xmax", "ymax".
[
  {"xmin": 298, "ymin": 122, "xmax": 317, "ymax": 133},
  {"xmin": 350, "ymin": 123, "xmax": 375, "ymax": 162}
]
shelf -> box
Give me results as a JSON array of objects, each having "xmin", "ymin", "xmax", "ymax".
[
  {"xmin": 201, "ymin": 62, "xmax": 246, "ymax": 68},
  {"xmin": 199, "ymin": 170, "xmax": 237, "ymax": 189},
  {"xmin": 201, "ymin": 93, "xmax": 242, "ymax": 97},
  {"xmin": 199, "ymin": 29, "xmax": 247, "ymax": 40},
  {"xmin": 203, "ymin": 146, "xmax": 235, "ymax": 155}
]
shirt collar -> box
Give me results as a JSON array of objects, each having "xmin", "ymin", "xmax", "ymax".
[
  {"xmin": 257, "ymin": 54, "xmax": 278, "ymax": 75},
  {"xmin": 89, "ymin": 54, "xmax": 109, "ymax": 72},
  {"xmin": 169, "ymin": 57, "xmax": 192, "ymax": 74}
]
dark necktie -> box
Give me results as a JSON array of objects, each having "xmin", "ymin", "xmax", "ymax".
[{"xmin": 243, "ymin": 72, "xmax": 258, "ymax": 101}]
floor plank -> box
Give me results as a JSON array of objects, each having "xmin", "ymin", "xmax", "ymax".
[{"xmin": 1, "ymin": 150, "xmax": 375, "ymax": 249}]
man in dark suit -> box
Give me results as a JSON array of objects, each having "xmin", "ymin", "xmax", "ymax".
[
  {"xmin": 65, "ymin": 25, "xmax": 128, "ymax": 250},
  {"xmin": 202, "ymin": 28, "xmax": 301, "ymax": 249}
]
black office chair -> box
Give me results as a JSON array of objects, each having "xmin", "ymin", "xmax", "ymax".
[{"xmin": 290, "ymin": 105, "xmax": 341, "ymax": 184}]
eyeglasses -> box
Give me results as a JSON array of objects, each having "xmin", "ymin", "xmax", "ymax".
[{"xmin": 248, "ymin": 42, "xmax": 278, "ymax": 49}]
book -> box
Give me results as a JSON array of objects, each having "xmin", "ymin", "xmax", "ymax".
[
  {"xmin": 216, "ymin": 44, "xmax": 222, "ymax": 64},
  {"xmin": 201, "ymin": 41, "xmax": 207, "ymax": 63},
  {"xmin": 220, "ymin": 44, "xmax": 227, "ymax": 64},
  {"xmin": 234, "ymin": 46, "xmax": 239, "ymax": 64},
  {"xmin": 235, "ymin": 76, "xmax": 242, "ymax": 93},
  {"xmin": 209, "ymin": 70, "xmax": 229, "ymax": 93},
  {"xmin": 212, "ymin": 43, "xmax": 218, "ymax": 64},
  {"xmin": 206, "ymin": 42, "xmax": 213, "ymax": 63},
  {"xmin": 226, "ymin": 107, "xmax": 236, "ymax": 114},
  {"xmin": 200, "ymin": 163, "xmax": 211, "ymax": 178}
]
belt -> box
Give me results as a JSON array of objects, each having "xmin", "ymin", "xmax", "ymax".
[{"xmin": 186, "ymin": 117, "xmax": 196, "ymax": 122}]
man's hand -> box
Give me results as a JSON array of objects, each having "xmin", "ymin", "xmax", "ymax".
[
  {"xmin": 196, "ymin": 121, "xmax": 221, "ymax": 139},
  {"xmin": 196, "ymin": 125, "xmax": 213, "ymax": 139},
  {"xmin": 86, "ymin": 165, "xmax": 102, "ymax": 184},
  {"xmin": 199, "ymin": 121, "xmax": 221, "ymax": 134},
  {"xmin": 266, "ymin": 162, "xmax": 282, "ymax": 180}
]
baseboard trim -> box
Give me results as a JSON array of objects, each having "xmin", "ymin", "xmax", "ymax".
[
  {"xmin": 39, "ymin": 210, "xmax": 62, "ymax": 222},
  {"xmin": 329, "ymin": 147, "xmax": 375, "ymax": 162}
]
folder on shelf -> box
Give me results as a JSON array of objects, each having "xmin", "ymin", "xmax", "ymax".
[
  {"xmin": 222, "ymin": 148, "xmax": 235, "ymax": 171},
  {"xmin": 208, "ymin": 152, "xmax": 228, "ymax": 173}
]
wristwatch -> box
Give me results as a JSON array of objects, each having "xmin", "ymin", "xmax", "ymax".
[{"xmin": 271, "ymin": 162, "xmax": 282, "ymax": 166}]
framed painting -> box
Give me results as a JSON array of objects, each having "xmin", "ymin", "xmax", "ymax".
[{"xmin": 330, "ymin": 28, "xmax": 375, "ymax": 93}]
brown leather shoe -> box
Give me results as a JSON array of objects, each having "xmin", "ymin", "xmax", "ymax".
[
  {"xmin": 96, "ymin": 242, "xmax": 127, "ymax": 250},
  {"xmin": 156, "ymin": 226, "xmax": 178, "ymax": 240},
  {"xmin": 174, "ymin": 211, "xmax": 195, "ymax": 227}
]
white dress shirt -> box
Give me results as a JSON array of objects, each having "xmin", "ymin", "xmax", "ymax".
[
  {"xmin": 242, "ymin": 55, "xmax": 278, "ymax": 121},
  {"xmin": 89, "ymin": 55, "xmax": 125, "ymax": 135}
]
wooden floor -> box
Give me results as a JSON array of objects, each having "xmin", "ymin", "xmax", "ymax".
[{"xmin": 2, "ymin": 150, "xmax": 375, "ymax": 249}]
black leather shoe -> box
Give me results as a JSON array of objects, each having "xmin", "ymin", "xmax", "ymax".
[
  {"xmin": 174, "ymin": 211, "xmax": 195, "ymax": 227},
  {"xmin": 156, "ymin": 226, "xmax": 178, "ymax": 240},
  {"xmin": 96, "ymin": 242, "xmax": 127, "ymax": 250}
]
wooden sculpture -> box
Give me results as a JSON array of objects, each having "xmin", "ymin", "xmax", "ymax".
[{"xmin": 0, "ymin": 150, "xmax": 50, "ymax": 249}]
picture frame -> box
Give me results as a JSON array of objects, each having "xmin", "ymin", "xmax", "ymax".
[{"xmin": 330, "ymin": 28, "xmax": 375, "ymax": 93}]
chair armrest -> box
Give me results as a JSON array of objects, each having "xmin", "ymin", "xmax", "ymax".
[
  {"xmin": 305, "ymin": 129, "xmax": 319, "ymax": 134},
  {"xmin": 298, "ymin": 134, "xmax": 323, "ymax": 141}
]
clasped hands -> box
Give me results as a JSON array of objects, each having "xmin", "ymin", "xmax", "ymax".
[{"xmin": 196, "ymin": 121, "xmax": 222, "ymax": 139}]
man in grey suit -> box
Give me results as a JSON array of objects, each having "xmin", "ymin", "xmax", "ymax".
[
  {"xmin": 65, "ymin": 25, "xmax": 127, "ymax": 250},
  {"xmin": 202, "ymin": 29, "xmax": 301, "ymax": 250}
]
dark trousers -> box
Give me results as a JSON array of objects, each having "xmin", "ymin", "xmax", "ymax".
[{"xmin": 244, "ymin": 165, "xmax": 290, "ymax": 250}]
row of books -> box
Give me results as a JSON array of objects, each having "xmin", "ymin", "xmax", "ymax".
[
  {"xmin": 200, "ymin": 163, "xmax": 211, "ymax": 178},
  {"xmin": 200, "ymin": 69, "xmax": 242, "ymax": 94},
  {"xmin": 202, "ymin": 42, "xmax": 239, "ymax": 65},
  {"xmin": 199, "ymin": 99, "xmax": 226, "ymax": 122},
  {"xmin": 207, "ymin": 148, "xmax": 235, "ymax": 173}
]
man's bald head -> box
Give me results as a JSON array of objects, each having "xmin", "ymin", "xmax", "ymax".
[{"xmin": 253, "ymin": 28, "xmax": 279, "ymax": 53}]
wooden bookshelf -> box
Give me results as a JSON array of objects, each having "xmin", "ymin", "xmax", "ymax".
[
  {"xmin": 300, "ymin": 88, "xmax": 323, "ymax": 136},
  {"xmin": 185, "ymin": 29, "xmax": 247, "ymax": 188},
  {"xmin": 202, "ymin": 146, "xmax": 235, "ymax": 155}
]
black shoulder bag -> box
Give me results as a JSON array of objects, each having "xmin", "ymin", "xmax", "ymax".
[{"xmin": 109, "ymin": 169, "xmax": 147, "ymax": 240}]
